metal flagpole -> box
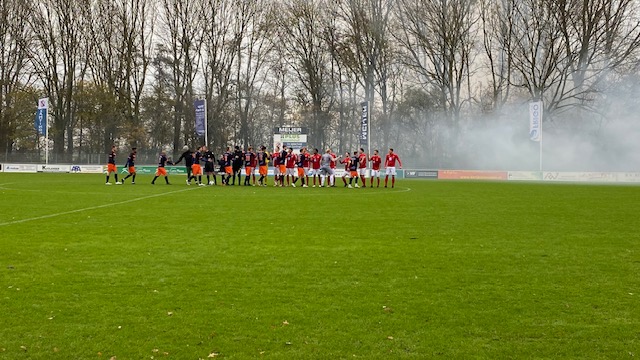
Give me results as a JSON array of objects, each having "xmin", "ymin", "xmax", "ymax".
[{"xmin": 204, "ymin": 99, "xmax": 208, "ymax": 147}]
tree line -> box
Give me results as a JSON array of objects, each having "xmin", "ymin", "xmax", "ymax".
[{"xmin": 1, "ymin": 0, "xmax": 639, "ymax": 167}]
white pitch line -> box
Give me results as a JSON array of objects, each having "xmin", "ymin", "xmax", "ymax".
[{"xmin": 0, "ymin": 187, "xmax": 198, "ymax": 227}]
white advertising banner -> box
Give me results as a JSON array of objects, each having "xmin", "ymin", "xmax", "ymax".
[
  {"xmin": 70, "ymin": 165, "xmax": 105, "ymax": 174},
  {"xmin": 38, "ymin": 164, "xmax": 71, "ymax": 173},
  {"xmin": 3, "ymin": 164, "xmax": 39, "ymax": 173},
  {"xmin": 543, "ymin": 172, "xmax": 619, "ymax": 183},
  {"xmin": 508, "ymin": 171, "xmax": 543, "ymax": 181}
]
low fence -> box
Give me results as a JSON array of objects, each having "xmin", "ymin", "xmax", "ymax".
[{"xmin": 1, "ymin": 163, "xmax": 640, "ymax": 184}]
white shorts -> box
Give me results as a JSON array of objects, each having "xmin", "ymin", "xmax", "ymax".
[
  {"xmin": 309, "ymin": 168, "xmax": 319, "ymax": 176},
  {"xmin": 358, "ymin": 168, "xmax": 367, "ymax": 176},
  {"xmin": 386, "ymin": 167, "xmax": 397, "ymax": 176},
  {"xmin": 304, "ymin": 167, "xmax": 310, "ymax": 175},
  {"xmin": 371, "ymin": 170, "xmax": 380, "ymax": 178},
  {"xmin": 286, "ymin": 168, "xmax": 296, "ymax": 176},
  {"xmin": 274, "ymin": 166, "xmax": 282, "ymax": 175}
]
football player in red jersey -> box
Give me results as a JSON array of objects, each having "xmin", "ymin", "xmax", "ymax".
[
  {"xmin": 309, "ymin": 148, "xmax": 322, "ymax": 187},
  {"xmin": 357, "ymin": 148, "xmax": 368, "ymax": 187},
  {"xmin": 285, "ymin": 148, "xmax": 298, "ymax": 187},
  {"xmin": 340, "ymin": 152, "xmax": 351, "ymax": 187},
  {"xmin": 384, "ymin": 148, "xmax": 402, "ymax": 188},
  {"xmin": 369, "ymin": 149, "xmax": 382, "ymax": 187},
  {"xmin": 244, "ymin": 146, "xmax": 256, "ymax": 186},
  {"xmin": 271, "ymin": 145, "xmax": 282, "ymax": 186}
]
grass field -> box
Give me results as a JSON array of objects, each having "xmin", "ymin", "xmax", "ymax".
[{"xmin": 0, "ymin": 172, "xmax": 638, "ymax": 359}]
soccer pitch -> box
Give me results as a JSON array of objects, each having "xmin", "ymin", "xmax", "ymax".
[{"xmin": 0, "ymin": 173, "xmax": 638, "ymax": 359}]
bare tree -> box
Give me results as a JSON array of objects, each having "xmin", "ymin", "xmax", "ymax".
[
  {"xmin": 86, "ymin": 0, "xmax": 154, "ymax": 153},
  {"xmin": 0, "ymin": 0, "xmax": 33, "ymax": 156},
  {"xmin": 395, "ymin": 0, "xmax": 478, "ymax": 126},
  {"xmin": 159, "ymin": 0, "xmax": 204, "ymax": 153},
  {"xmin": 479, "ymin": 0, "xmax": 516, "ymax": 113},
  {"xmin": 30, "ymin": 0, "xmax": 90, "ymax": 160},
  {"xmin": 333, "ymin": 0, "xmax": 397, "ymax": 150},
  {"xmin": 276, "ymin": 0, "xmax": 334, "ymax": 148},
  {"xmin": 555, "ymin": 0, "xmax": 640, "ymax": 112},
  {"xmin": 232, "ymin": 0, "xmax": 274, "ymax": 148},
  {"xmin": 201, "ymin": 0, "xmax": 246, "ymax": 150}
]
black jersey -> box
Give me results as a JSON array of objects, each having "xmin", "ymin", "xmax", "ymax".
[
  {"xmin": 349, "ymin": 155, "xmax": 359, "ymax": 171},
  {"xmin": 232, "ymin": 149, "xmax": 244, "ymax": 168},
  {"xmin": 257, "ymin": 151, "xmax": 268, "ymax": 166},
  {"xmin": 108, "ymin": 151, "xmax": 116, "ymax": 164},
  {"xmin": 158, "ymin": 154, "xmax": 169, "ymax": 167},
  {"xmin": 297, "ymin": 152, "xmax": 306, "ymax": 168},
  {"xmin": 223, "ymin": 152, "xmax": 233, "ymax": 167},
  {"xmin": 175, "ymin": 150, "xmax": 194, "ymax": 167},
  {"xmin": 244, "ymin": 152, "xmax": 255, "ymax": 167},
  {"xmin": 125, "ymin": 153, "xmax": 136, "ymax": 167}
]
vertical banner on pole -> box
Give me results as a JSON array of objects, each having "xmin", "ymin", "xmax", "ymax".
[
  {"xmin": 529, "ymin": 101, "xmax": 543, "ymax": 170},
  {"xmin": 35, "ymin": 98, "xmax": 48, "ymax": 135},
  {"xmin": 360, "ymin": 101, "xmax": 369, "ymax": 149},
  {"xmin": 35, "ymin": 98, "xmax": 49, "ymax": 164},
  {"xmin": 529, "ymin": 101, "xmax": 542, "ymax": 142},
  {"xmin": 194, "ymin": 99, "xmax": 207, "ymax": 144}
]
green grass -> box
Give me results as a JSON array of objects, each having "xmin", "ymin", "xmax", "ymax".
[{"xmin": 0, "ymin": 173, "xmax": 638, "ymax": 359}]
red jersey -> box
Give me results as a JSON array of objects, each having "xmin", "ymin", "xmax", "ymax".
[
  {"xmin": 271, "ymin": 152, "xmax": 281, "ymax": 166},
  {"xmin": 385, "ymin": 153, "xmax": 401, "ymax": 167},
  {"xmin": 340, "ymin": 157, "xmax": 350, "ymax": 171},
  {"xmin": 310, "ymin": 153, "xmax": 321, "ymax": 169},
  {"xmin": 370, "ymin": 155, "xmax": 382, "ymax": 170},
  {"xmin": 285, "ymin": 153, "xmax": 297, "ymax": 168},
  {"xmin": 358, "ymin": 153, "xmax": 367, "ymax": 168},
  {"xmin": 330, "ymin": 153, "xmax": 337, "ymax": 169},
  {"xmin": 302, "ymin": 153, "xmax": 310, "ymax": 168}
]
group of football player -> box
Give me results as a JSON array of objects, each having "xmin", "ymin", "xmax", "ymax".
[{"xmin": 106, "ymin": 145, "xmax": 402, "ymax": 188}]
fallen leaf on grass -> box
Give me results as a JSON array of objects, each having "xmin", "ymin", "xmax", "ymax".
[
  {"xmin": 208, "ymin": 352, "xmax": 219, "ymax": 358},
  {"xmin": 387, "ymin": 336, "xmax": 394, "ymax": 340},
  {"xmin": 167, "ymin": 312, "xmax": 173, "ymax": 316},
  {"xmin": 282, "ymin": 320, "xmax": 289, "ymax": 325},
  {"xmin": 20, "ymin": 345, "xmax": 27, "ymax": 351}
]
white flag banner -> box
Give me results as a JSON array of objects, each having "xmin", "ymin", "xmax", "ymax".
[{"xmin": 529, "ymin": 101, "xmax": 542, "ymax": 142}]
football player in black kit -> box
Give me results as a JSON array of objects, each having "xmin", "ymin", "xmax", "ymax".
[
  {"xmin": 202, "ymin": 146, "xmax": 217, "ymax": 185},
  {"xmin": 231, "ymin": 145, "xmax": 244, "ymax": 185},
  {"xmin": 151, "ymin": 150, "xmax": 173, "ymax": 185},
  {"xmin": 173, "ymin": 145, "xmax": 194, "ymax": 185},
  {"xmin": 121, "ymin": 147, "xmax": 137, "ymax": 184}
]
